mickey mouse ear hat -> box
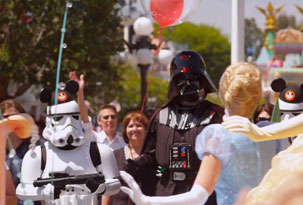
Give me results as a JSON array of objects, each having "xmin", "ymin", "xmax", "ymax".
[
  {"xmin": 40, "ymin": 80, "xmax": 79, "ymax": 115},
  {"xmin": 271, "ymin": 78, "xmax": 303, "ymax": 113}
]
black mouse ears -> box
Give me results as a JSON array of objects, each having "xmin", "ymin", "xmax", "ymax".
[
  {"xmin": 271, "ymin": 78, "xmax": 303, "ymax": 93},
  {"xmin": 40, "ymin": 80, "xmax": 79, "ymax": 105},
  {"xmin": 271, "ymin": 78, "xmax": 286, "ymax": 92},
  {"xmin": 40, "ymin": 88, "xmax": 52, "ymax": 103},
  {"xmin": 65, "ymin": 80, "xmax": 79, "ymax": 95}
]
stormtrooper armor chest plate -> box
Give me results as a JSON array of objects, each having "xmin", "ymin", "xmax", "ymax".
[{"xmin": 42, "ymin": 141, "xmax": 97, "ymax": 178}]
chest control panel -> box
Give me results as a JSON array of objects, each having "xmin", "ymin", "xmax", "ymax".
[{"xmin": 169, "ymin": 143, "xmax": 193, "ymax": 170}]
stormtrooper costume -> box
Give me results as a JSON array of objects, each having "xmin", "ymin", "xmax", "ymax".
[{"xmin": 16, "ymin": 81, "xmax": 120, "ymax": 205}]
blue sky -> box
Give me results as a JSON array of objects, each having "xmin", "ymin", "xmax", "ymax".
[{"xmin": 187, "ymin": 0, "xmax": 303, "ymax": 38}]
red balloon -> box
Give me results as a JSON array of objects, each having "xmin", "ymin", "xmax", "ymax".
[{"xmin": 150, "ymin": 0, "xmax": 184, "ymax": 27}]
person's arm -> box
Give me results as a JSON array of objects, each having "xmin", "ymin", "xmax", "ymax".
[
  {"xmin": 6, "ymin": 170, "xmax": 17, "ymax": 205},
  {"xmin": 194, "ymin": 153, "xmax": 221, "ymax": 194},
  {"xmin": 69, "ymin": 71, "xmax": 97, "ymax": 140},
  {"xmin": 96, "ymin": 144, "xmax": 121, "ymax": 196},
  {"xmin": 120, "ymin": 155, "xmax": 221, "ymax": 205},
  {"xmin": 101, "ymin": 195, "xmax": 113, "ymax": 205},
  {"xmin": 69, "ymin": 71, "xmax": 89, "ymax": 123},
  {"xmin": 222, "ymin": 114, "xmax": 303, "ymax": 142},
  {"xmin": 0, "ymin": 133, "xmax": 6, "ymax": 205},
  {"xmin": 120, "ymin": 124, "xmax": 229, "ymax": 205}
]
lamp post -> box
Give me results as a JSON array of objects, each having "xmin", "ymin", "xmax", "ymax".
[
  {"xmin": 136, "ymin": 49, "xmax": 152, "ymax": 107},
  {"xmin": 125, "ymin": 17, "xmax": 156, "ymax": 108}
]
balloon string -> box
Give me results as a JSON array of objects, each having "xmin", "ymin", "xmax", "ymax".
[
  {"xmin": 139, "ymin": 27, "xmax": 163, "ymax": 118},
  {"xmin": 54, "ymin": 0, "xmax": 70, "ymax": 105},
  {"xmin": 157, "ymin": 27, "xmax": 164, "ymax": 52},
  {"xmin": 139, "ymin": 62, "xmax": 156, "ymax": 118}
]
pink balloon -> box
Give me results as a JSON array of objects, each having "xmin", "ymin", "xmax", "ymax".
[{"xmin": 150, "ymin": 0, "xmax": 184, "ymax": 27}]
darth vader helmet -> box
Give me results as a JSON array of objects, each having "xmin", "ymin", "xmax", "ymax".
[{"xmin": 168, "ymin": 51, "xmax": 217, "ymax": 106}]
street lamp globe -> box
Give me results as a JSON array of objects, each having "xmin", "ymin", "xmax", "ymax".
[
  {"xmin": 136, "ymin": 48, "xmax": 153, "ymax": 65},
  {"xmin": 133, "ymin": 17, "xmax": 153, "ymax": 36},
  {"xmin": 158, "ymin": 49, "xmax": 174, "ymax": 66}
]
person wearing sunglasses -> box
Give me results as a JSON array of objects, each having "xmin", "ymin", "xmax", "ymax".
[
  {"xmin": 253, "ymin": 103, "xmax": 274, "ymax": 124},
  {"xmin": 69, "ymin": 71, "xmax": 126, "ymax": 152},
  {"xmin": 94, "ymin": 104, "xmax": 126, "ymax": 150}
]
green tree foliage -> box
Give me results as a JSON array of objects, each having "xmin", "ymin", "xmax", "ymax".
[
  {"xmin": 155, "ymin": 23, "xmax": 230, "ymax": 87},
  {"xmin": 0, "ymin": 0, "xmax": 125, "ymax": 102},
  {"xmin": 277, "ymin": 14, "xmax": 299, "ymax": 30},
  {"xmin": 245, "ymin": 18, "xmax": 265, "ymax": 60},
  {"xmin": 117, "ymin": 64, "xmax": 169, "ymax": 118}
]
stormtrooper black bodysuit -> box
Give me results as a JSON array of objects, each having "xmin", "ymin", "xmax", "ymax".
[
  {"xmin": 16, "ymin": 81, "xmax": 120, "ymax": 205},
  {"xmin": 124, "ymin": 51, "xmax": 224, "ymax": 204}
]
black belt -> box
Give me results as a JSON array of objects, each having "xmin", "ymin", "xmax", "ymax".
[{"xmin": 162, "ymin": 169, "xmax": 198, "ymax": 182}]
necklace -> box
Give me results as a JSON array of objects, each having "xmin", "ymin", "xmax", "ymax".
[{"xmin": 124, "ymin": 145, "xmax": 134, "ymax": 160}]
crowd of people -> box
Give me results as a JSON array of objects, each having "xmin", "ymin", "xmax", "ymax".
[{"xmin": 1, "ymin": 50, "xmax": 302, "ymax": 205}]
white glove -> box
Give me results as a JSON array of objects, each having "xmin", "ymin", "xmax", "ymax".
[
  {"xmin": 120, "ymin": 171, "xmax": 209, "ymax": 205},
  {"xmin": 92, "ymin": 183, "xmax": 106, "ymax": 194},
  {"xmin": 222, "ymin": 116, "xmax": 270, "ymax": 141},
  {"xmin": 42, "ymin": 183, "xmax": 55, "ymax": 200},
  {"xmin": 222, "ymin": 114, "xmax": 303, "ymax": 142}
]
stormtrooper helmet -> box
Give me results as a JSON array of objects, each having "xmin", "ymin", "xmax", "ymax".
[{"xmin": 40, "ymin": 80, "xmax": 85, "ymax": 150}]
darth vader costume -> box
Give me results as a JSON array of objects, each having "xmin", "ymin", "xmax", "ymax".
[{"xmin": 125, "ymin": 51, "xmax": 224, "ymax": 204}]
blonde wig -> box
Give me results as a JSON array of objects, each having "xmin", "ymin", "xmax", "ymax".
[{"xmin": 219, "ymin": 62, "xmax": 262, "ymax": 118}]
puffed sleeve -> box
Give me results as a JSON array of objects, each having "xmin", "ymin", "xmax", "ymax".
[{"xmin": 195, "ymin": 124, "xmax": 234, "ymax": 168}]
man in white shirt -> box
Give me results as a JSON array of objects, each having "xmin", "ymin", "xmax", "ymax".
[
  {"xmin": 69, "ymin": 72, "xmax": 126, "ymax": 151},
  {"xmin": 96, "ymin": 104, "xmax": 126, "ymax": 150}
]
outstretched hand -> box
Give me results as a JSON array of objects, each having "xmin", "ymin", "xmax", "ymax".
[
  {"xmin": 69, "ymin": 71, "xmax": 89, "ymax": 122},
  {"xmin": 69, "ymin": 71, "xmax": 85, "ymax": 92},
  {"xmin": 222, "ymin": 116, "xmax": 270, "ymax": 142},
  {"xmin": 120, "ymin": 171, "xmax": 148, "ymax": 204}
]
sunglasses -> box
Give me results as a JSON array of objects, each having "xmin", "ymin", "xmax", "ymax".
[
  {"xmin": 256, "ymin": 117, "xmax": 271, "ymax": 122},
  {"xmin": 101, "ymin": 115, "xmax": 117, "ymax": 120}
]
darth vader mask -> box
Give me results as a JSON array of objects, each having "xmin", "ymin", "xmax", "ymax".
[{"xmin": 174, "ymin": 73, "xmax": 206, "ymax": 107}]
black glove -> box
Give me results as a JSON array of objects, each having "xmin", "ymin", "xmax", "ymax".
[
  {"xmin": 124, "ymin": 154, "xmax": 154, "ymax": 179},
  {"xmin": 124, "ymin": 158, "xmax": 139, "ymax": 176}
]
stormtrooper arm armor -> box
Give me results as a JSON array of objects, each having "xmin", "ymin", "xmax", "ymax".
[
  {"xmin": 96, "ymin": 144, "xmax": 121, "ymax": 195},
  {"xmin": 16, "ymin": 146, "xmax": 48, "ymax": 201}
]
